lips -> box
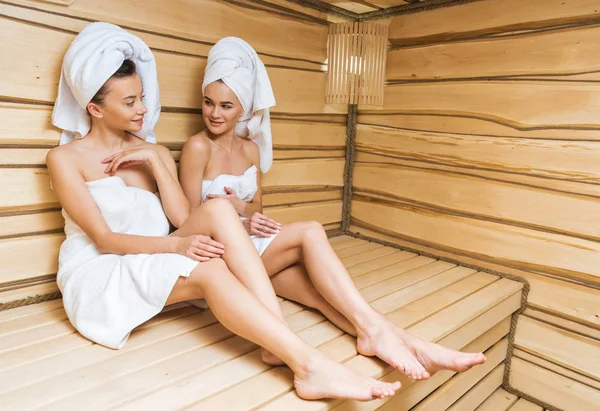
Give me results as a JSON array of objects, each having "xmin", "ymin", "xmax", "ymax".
[
  {"xmin": 209, "ymin": 120, "xmax": 224, "ymax": 127},
  {"xmin": 133, "ymin": 119, "xmax": 143, "ymax": 126}
]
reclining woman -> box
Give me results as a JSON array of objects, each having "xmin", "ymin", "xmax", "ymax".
[
  {"xmin": 47, "ymin": 22, "xmax": 402, "ymax": 401},
  {"xmin": 179, "ymin": 37, "xmax": 486, "ymax": 380}
]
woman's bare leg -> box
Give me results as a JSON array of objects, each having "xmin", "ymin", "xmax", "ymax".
[
  {"xmin": 165, "ymin": 258, "xmax": 401, "ymax": 401},
  {"xmin": 261, "ymin": 221, "xmax": 486, "ymax": 379},
  {"xmin": 271, "ymin": 263, "xmax": 355, "ymax": 336},
  {"xmin": 171, "ymin": 198, "xmax": 287, "ymax": 364}
]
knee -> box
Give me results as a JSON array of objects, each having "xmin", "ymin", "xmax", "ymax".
[
  {"xmin": 189, "ymin": 258, "xmax": 230, "ymax": 288},
  {"xmin": 301, "ymin": 220, "xmax": 326, "ymax": 241},
  {"xmin": 201, "ymin": 198, "xmax": 236, "ymax": 217}
]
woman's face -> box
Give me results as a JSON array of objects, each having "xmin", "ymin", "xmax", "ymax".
[
  {"xmin": 202, "ymin": 81, "xmax": 244, "ymax": 135},
  {"xmin": 87, "ymin": 74, "xmax": 147, "ymax": 133}
]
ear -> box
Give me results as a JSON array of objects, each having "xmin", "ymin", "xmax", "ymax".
[{"xmin": 87, "ymin": 102, "xmax": 104, "ymax": 119}]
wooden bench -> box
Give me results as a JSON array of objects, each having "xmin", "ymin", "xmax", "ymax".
[{"xmin": 0, "ymin": 236, "xmax": 524, "ymax": 410}]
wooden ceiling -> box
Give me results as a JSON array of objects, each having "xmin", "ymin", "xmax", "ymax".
[
  {"xmin": 320, "ymin": 1, "xmax": 422, "ymax": 14},
  {"xmin": 286, "ymin": 0, "xmax": 482, "ymax": 20}
]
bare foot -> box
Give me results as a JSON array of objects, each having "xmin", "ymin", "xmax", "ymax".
[
  {"xmin": 357, "ymin": 321, "xmax": 430, "ymax": 380},
  {"xmin": 405, "ymin": 336, "xmax": 487, "ymax": 375},
  {"xmin": 294, "ymin": 355, "xmax": 401, "ymax": 401},
  {"xmin": 261, "ymin": 348, "xmax": 286, "ymax": 366}
]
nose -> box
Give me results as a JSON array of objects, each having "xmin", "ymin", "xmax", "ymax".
[
  {"xmin": 137, "ymin": 100, "xmax": 148, "ymax": 115},
  {"xmin": 210, "ymin": 107, "xmax": 221, "ymax": 119}
]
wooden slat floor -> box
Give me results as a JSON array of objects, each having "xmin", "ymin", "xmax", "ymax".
[
  {"xmin": 0, "ymin": 236, "xmax": 524, "ymax": 410},
  {"xmin": 475, "ymin": 388, "xmax": 546, "ymax": 411}
]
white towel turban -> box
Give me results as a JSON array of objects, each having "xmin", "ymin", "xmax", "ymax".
[
  {"xmin": 52, "ymin": 22, "xmax": 161, "ymax": 145},
  {"xmin": 202, "ymin": 37, "xmax": 276, "ymax": 173}
]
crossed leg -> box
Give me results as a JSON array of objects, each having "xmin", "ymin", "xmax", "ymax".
[
  {"xmin": 165, "ymin": 200, "xmax": 401, "ymax": 401},
  {"xmin": 261, "ymin": 221, "xmax": 487, "ymax": 379}
]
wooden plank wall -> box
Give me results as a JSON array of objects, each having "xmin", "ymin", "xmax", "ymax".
[
  {"xmin": 350, "ymin": 1, "xmax": 600, "ymax": 409},
  {"xmin": 0, "ymin": 0, "xmax": 348, "ymax": 298}
]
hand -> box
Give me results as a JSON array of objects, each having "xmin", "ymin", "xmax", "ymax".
[
  {"xmin": 101, "ymin": 147, "xmax": 159, "ymax": 175},
  {"xmin": 175, "ymin": 235, "xmax": 225, "ymax": 262},
  {"xmin": 205, "ymin": 186, "xmax": 246, "ymax": 214},
  {"xmin": 243, "ymin": 212, "xmax": 281, "ymax": 238}
]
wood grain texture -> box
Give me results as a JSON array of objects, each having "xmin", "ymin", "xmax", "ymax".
[
  {"xmin": 0, "ymin": 0, "xmax": 347, "ymax": 297},
  {"xmin": 388, "ymin": 0, "xmax": 600, "ymax": 46},
  {"xmin": 360, "ymin": 82, "xmax": 600, "ymax": 130},
  {"xmin": 388, "ymin": 24, "xmax": 600, "ymax": 81},
  {"xmin": 356, "ymin": 8, "xmax": 600, "ymax": 407},
  {"xmin": 357, "ymin": 113, "xmax": 600, "ymax": 141},
  {"xmin": 353, "ymin": 162, "xmax": 600, "ymax": 241},
  {"xmin": 0, "ymin": 2, "xmax": 327, "ymax": 71},
  {"xmin": 347, "ymin": 225, "xmax": 600, "ymax": 329},
  {"xmin": 3, "ymin": 0, "xmax": 328, "ymax": 62},
  {"xmin": 0, "ymin": 241, "xmax": 523, "ymax": 410},
  {"xmin": 0, "ymin": 103, "xmax": 347, "ymax": 147},
  {"xmin": 514, "ymin": 316, "xmax": 600, "ymax": 381},
  {"xmin": 1, "ymin": 159, "xmax": 343, "ymax": 213},
  {"xmin": 510, "ymin": 357, "xmax": 600, "ymax": 411},
  {"xmin": 0, "ymin": 16, "xmax": 345, "ymax": 115},
  {"xmin": 351, "ymin": 196, "xmax": 600, "ymax": 284}
]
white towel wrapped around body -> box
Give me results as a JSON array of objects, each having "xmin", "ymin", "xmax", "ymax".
[
  {"xmin": 202, "ymin": 37, "xmax": 276, "ymax": 173},
  {"xmin": 58, "ymin": 177, "xmax": 198, "ymax": 349},
  {"xmin": 52, "ymin": 22, "xmax": 161, "ymax": 145},
  {"xmin": 51, "ymin": 23, "xmax": 198, "ymax": 349}
]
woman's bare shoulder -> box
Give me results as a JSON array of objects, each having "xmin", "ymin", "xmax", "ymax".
[
  {"xmin": 46, "ymin": 139, "xmax": 85, "ymax": 168},
  {"xmin": 241, "ymin": 138, "xmax": 260, "ymax": 164},
  {"xmin": 184, "ymin": 131, "xmax": 212, "ymax": 154}
]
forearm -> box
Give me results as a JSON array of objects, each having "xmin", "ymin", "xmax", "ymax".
[
  {"xmin": 150, "ymin": 154, "xmax": 190, "ymax": 227},
  {"xmin": 96, "ymin": 231, "xmax": 178, "ymax": 255}
]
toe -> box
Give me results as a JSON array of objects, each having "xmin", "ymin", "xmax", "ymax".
[
  {"xmin": 404, "ymin": 362, "xmax": 411, "ymax": 378},
  {"xmin": 371, "ymin": 386, "xmax": 383, "ymax": 399}
]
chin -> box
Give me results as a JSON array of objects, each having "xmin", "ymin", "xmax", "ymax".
[
  {"xmin": 128, "ymin": 123, "xmax": 144, "ymax": 132},
  {"xmin": 206, "ymin": 124, "xmax": 225, "ymax": 135}
]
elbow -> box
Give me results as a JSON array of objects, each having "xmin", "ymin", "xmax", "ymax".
[
  {"xmin": 94, "ymin": 235, "xmax": 110, "ymax": 254},
  {"xmin": 93, "ymin": 231, "xmax": 116, "ymax": 254},
  {"xmin": 172, "ymin": 204, "xmax": 192, "ymax": 228}
]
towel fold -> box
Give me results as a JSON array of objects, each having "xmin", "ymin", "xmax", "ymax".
[
  {"xmin": 52, "ymin": 22, "xmax": 161, "ymax": 145},
  {"xmin": 202, "ymin": 37, "xmax": 276, "ymax": 173}
]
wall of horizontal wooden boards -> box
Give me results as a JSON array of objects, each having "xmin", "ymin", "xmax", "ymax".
[
  {"xmin": 350, "ymin": 1, "xmax": 600, "ymax": 409},
  {"xmin": 0, "ymin": 0, "xmax": 348, "ymax": 299}
]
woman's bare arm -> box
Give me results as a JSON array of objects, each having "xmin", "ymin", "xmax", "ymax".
[
  {"xmin": 47, "ymin": 146, "xmax": 180, "ymax": 256},
  {"xmin": 237, "ymin": 141, "xmax": 264, "ymax": 218},
  {"xmin": 179, "ymin": 135, "xmax": 211, "ymax": 209},
  {"xmin": 151, "ymin": 144, "xmax": 190, "ymax": 227}
]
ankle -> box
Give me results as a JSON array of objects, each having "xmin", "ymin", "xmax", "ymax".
[
  {"xmin": 354, "ymin": 309, "xmax": 388, "ymax": 337},
  {"xmin": 290, "ymin": 350, "xmax": 322, "ymax": 377}
]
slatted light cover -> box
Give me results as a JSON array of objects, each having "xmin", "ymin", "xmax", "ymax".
[{"xmin": 326, "ymin": 22, "xmax": 388, "ymax": 106}]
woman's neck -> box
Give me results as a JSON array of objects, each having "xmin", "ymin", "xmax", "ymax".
[
  {"xmin": 88, "ymin": 120, "xmax": 134, "ymax": 150},
  {"xmin": 209, "ymin": 129, "xmax": 238, "ymax": 153}
]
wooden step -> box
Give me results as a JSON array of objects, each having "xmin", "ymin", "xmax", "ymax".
[{"xmin": 0, "ymin": 238, "xmax": 524, "ymax": 410}]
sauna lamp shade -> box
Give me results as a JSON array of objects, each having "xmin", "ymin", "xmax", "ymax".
[{"xmin": 326, "ymin": 22, "xmax": 388, "ymax": 106}]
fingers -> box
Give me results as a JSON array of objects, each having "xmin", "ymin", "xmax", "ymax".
[
  {"xmin": 104, "ymin": 152, "xmax": 128, "ymax": 175},
  {"xmin": 108, "ymin": 157, "xmax": 127, "ymax": 175},
  {"xmin": 258, "ymin": 215, "xmax": 281, "ymax": 231},
  {"xmin": 185, "ymin": 251, "xmax": 210, "ymax": 262},
  {"xmin": 205, "ymin": 194, "xmax": 227, "ymax": 200},
  {"xmin": 187, "ymin": 244, "xmax": 222, "ymax": 260},
  {"xmin": 196, "ymin": 236, "xmax": 225, "ymax": 250},
  {"xmin": 251, "ymin": 229, "xmax": 272, "ymax": 238},
  {"xmin": 101, "ymin": 152, "xmax": 121, "ymax": 164},
  {"xmin": 252, "ymin": 213, "xmax": 281, "ymax": 231},
  {"xmin": 119, "ymin": 160, "xmax": 145, "ymax": 169},
  {"xmin": 252, "ymin": 216, "xmax": 280, "ymax": 235}
]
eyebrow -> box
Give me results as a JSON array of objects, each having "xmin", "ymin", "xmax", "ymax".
[
  {"xmin": 204, "ymin": 97, "xmax": 234, "ymax": 105},
  {"xmin": 123, "ymin": 95, "xmax": 137, "ymax": 100}
]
